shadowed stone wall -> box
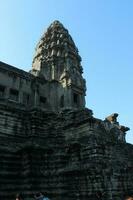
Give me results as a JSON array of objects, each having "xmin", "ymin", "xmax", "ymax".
[{"xmin": 0, "ymin": 107, "xmax": 133, "ymax": 200}]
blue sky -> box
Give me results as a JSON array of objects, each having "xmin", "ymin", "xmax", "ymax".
[{"xmin": 0, "ymin": 0, "xmax": 133, "ymax": 143}]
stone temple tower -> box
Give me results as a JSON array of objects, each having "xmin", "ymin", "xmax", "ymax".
[
  {"xmin": 0, "ymin": 21, "xmax": 133, "ymax": 200},
  {"xmin": 31, "ymin": 20, "xmax": 86, "ymax": 111}
]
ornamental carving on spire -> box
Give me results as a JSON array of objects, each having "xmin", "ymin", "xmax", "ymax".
[{"xmin": 32, "ymin": 20, "xmax": 83, "ymax": 75}]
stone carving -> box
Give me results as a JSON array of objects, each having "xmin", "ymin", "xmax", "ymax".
[
  {"xmin": 105, "ymin": 113, "xmax": 119, "ymax": 124},
  {"xmin": 0, "ymin": 21, "xmax": 132, "ymax": 200},
  {"xmin": 29, "ymin": 21, "xmax": 86, "ymax": 111},
  {"xmin": 104, "ymin": 113, "xmax": 130, "ymax": 142}
]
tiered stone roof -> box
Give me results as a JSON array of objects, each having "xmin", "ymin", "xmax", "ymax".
[{"xmin": 32, "ymin": 20, "xmax": 83, "ymax": 73}]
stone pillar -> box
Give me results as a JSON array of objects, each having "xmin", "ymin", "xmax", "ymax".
[
  {"xmin": 34, "ymin": 85, "xmax": 39, "ymax": 107},
  {"xmin": 5, "ymin": 86, "xmax": 9, "ymax": 99},
  {"xmin": 18, "ymin": 77, "xmax": 23, "ymax": 104},
  {"xmin": 51, "ymin": 64, "xmax": 55, "ymax": 80}
]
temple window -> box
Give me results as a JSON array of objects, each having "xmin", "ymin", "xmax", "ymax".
[
  {"xmin": 0, "ymin": 85, "xmax": 5, "ymax": 98},
  {"xmin": 73, "ymin": 93, "xmax": 78, "ymax": 104},
  {"xmin": 9, "ymin": 89, "xmax": 19, "ymax": 101},
  {"xmin": 40, "ymin": 96, "xmax": 47, "ymax": 106}
]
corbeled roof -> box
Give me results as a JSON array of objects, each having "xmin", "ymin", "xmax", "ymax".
[{"xmin": 32, "ymin": 20, "xmax": 82, "ymax": 68}]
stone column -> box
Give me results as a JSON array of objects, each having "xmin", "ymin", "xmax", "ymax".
[
  {"xmin": 18, "ymin": 77, "xmax": 23, "ymax": 104},
  {"xmin": 34, "ymin": 85, "xmax": 39, "ymax": 107},
  {"xmin": 5, "ymin": 86, "xmax": 9, "ymax": 99}
]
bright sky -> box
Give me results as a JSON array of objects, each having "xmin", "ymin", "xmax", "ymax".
[{"xmin": 0, "ymin": 0, "xmax": 133, "ymax": 143}]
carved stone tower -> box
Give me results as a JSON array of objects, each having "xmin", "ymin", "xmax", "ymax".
[
  {"xmin": 0, "ymin": 21, "xmax": 132, "ymax": 200},
  {"xmin": 31, "ymin": 20, "xmax": 86, "ymax": 111}
]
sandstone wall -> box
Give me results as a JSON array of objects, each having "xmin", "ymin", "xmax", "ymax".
[{"xmin": 0, "ymin": 107, "xmax": 132, "ymax": 200}]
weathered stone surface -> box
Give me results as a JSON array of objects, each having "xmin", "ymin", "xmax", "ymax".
[{"xmin": 0, "ymin": 21, "xmax": 133, "ymax": 200}]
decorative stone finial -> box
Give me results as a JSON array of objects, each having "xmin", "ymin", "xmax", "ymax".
[
  {"xmin": 105, "ymin": 113, "xmax": 118, "ymax": 123},
  {"xmin": 119, "ymin": 126, "xmax": 130, "ymax": 132}
]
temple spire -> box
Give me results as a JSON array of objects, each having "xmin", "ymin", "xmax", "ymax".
[
  {"xmin": 32, "ymin": 20, "xmax": 83, "ymax": 78},
  {"xmin": 31, "ymin": 21, "xmax": 86, "ymax": 111}
]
